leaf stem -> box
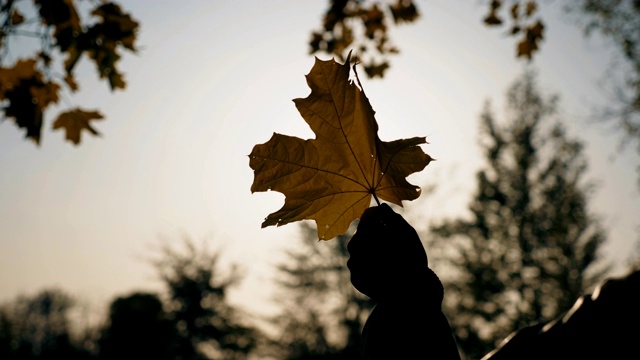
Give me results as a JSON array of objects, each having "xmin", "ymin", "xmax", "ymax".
[{"xmin": 372, "ymin": 192, "xmax": 381, "ymax": 206}]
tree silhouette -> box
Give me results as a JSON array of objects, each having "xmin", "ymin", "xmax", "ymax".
[
  {"xmin": 0, "ymin": 288, "xmax": 94, "ymax": 360},
  {"xmin": 152, "ymin": 237, "xmax": 262, "ymax": 360},
  {"xmin": 429, "ymin": 69, "xmax": 610, "ymax": 359},
  {"xmin": 0, "ymin": 0, "xmax": 139, "ymax": 145},
  {"xmin": 268, "ymin": 224, "xmax": 372, "ymax": 360},
  {"xmin": 97, "ymin": 292, "xmax": 176, "ymax": 360}
]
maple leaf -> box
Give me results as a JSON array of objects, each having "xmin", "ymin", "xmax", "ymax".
[
  {"xmin": 52, "ymin": 108, "xmax": 104, "ymax": 145},
  {"xmin": 249, "ymin": 52, "xmax": 432, "ymax": 240}
]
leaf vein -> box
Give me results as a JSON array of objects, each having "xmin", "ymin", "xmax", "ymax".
[{"xmin": 252, "ymin": 155, "xmax": 369, "ymax": 189}]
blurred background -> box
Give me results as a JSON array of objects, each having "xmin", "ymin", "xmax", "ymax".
[{"xmin": 1, "ymin": 1, "xmax": 639, "ymax": 359}]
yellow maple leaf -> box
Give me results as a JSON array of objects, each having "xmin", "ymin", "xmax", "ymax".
[
  {"xmin": 249, "ymin": 52, "xmax": 432, "ymax": 240},
  {"xmin": 52, "ymin": 108, "xmax": 104, "ymax": 145}
]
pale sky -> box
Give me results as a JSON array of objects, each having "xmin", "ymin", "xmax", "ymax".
[{"xmin": 1, "ymin": 0, "xmax": 638, "ymax": 324}]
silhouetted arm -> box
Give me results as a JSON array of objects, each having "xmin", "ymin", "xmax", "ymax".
[{"xmin": 348, "ymin": 204, "xmax": 461, "ymax": 359}]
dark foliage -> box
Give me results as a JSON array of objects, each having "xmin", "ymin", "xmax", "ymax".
[
  {"xmin": 0, "ymin": 288, "xmax": 94, "ymax": 360},
  {"xmin": 152, "ymin": 238, "xmax": 262, "ymax": 360},
  {"xmin": 97, "ymin": 292, "xmax": 176, "ymax": 360},
  {"xmin": 1, "ymin": 237, "xmax": 265, "ymax": 360}
]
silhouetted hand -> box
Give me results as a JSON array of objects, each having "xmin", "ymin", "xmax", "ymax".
[
  {"xmin": 347, "ymin": 203, "xmax": 436, "ymax": 301},
  {"xmin": 347, "ymin": 203, "xmax": 460, "ymax": 359}
]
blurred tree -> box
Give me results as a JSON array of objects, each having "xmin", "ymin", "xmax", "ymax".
[
  {"xmin": 0, "ymin": 288, "xmax": 94, "ymax": 359},
  {"xmin": 568, "ymin": 0, "xmax": 640, "ymax": 188},
  {"xmin": 268, "ymin": 224, "xmax": 372, "ymax": 360},
  {"xmin": 0, "ymin": 0, "xmax": 139, "ymax": 146},
  {"xmin": 152, "ymin": 237, "xmax": 262, "ymax": 360},
  {"xmin": 0, "ymin": 308, "xmax": 12, "ymax": 357},
  {"xmin": 97, "ymin": 292, "xmax": 176, "ymax": 360},
  {"xmin": 428, "ymin": 69, "xmax": 610, "ymax": 359},
  {"xmin": 628, "ymin": 239, "xmax": 640, "ymax": 270}
]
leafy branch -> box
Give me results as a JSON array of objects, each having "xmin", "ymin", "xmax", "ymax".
[{"xmin": 0, "ymin": 0, "xmax": 139, "ymax": 145}]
